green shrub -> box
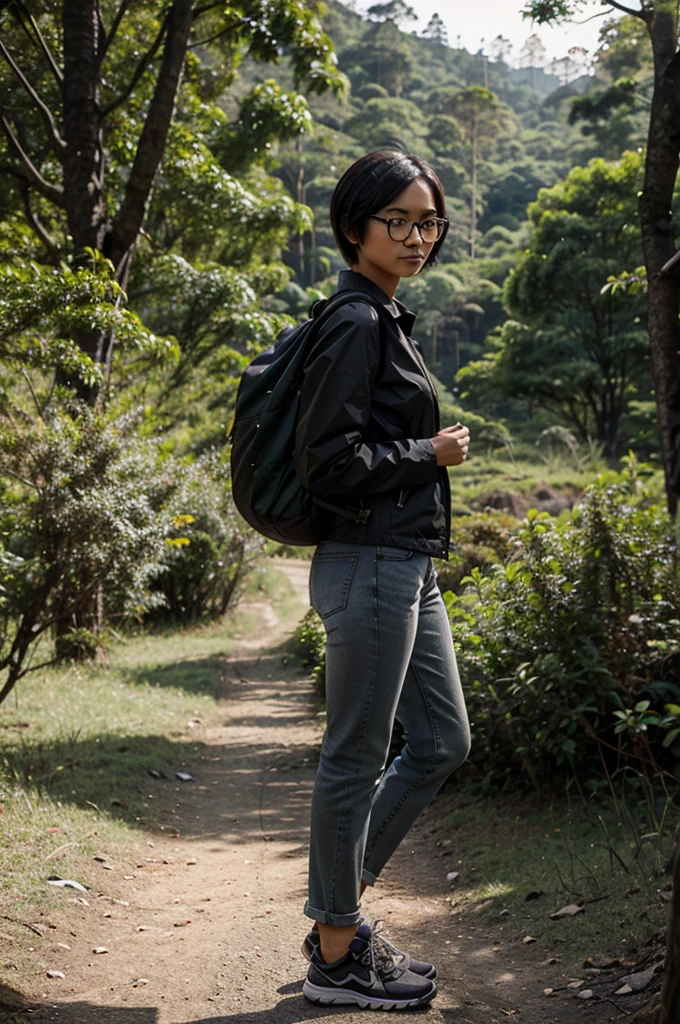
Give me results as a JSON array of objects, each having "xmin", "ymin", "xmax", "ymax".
[
  {"xmin": 446, "ymin": 456, "xmax": 680, "ymax": 790},
  {"xmin": 437, "ymin": 509, "xmax": 519, "ymax": 592},
  {"xmin": 148, "ymin": 452, "xmax": 263, "ymax": 622},
  {"xmin": 289, "ymin": 608, "xmax": 326, "ymax": 695}
]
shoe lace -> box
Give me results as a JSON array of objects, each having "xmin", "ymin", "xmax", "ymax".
[{"xmin": 360, "ymin": 919, "xmax": 405, "ymax": 980}]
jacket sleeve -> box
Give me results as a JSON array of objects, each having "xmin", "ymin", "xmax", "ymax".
[{"xmin": 294, "ymin": 301, "xmax": 439, "ymax": 496}]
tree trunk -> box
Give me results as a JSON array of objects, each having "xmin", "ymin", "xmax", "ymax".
[
  {"xmin": 108, "ymin": 1, "xmax": 193, "ymax": 269},
  {"xmin": 639, "ymin": 8, "xmax": 680, "ymax": 515},
  {"xmin": 628, "ymin": 842, "xmax": 680, "ymax": 1024},
  {"xmin": 61, "ymin": 0, "xmax": 108, "ymax": 403}
]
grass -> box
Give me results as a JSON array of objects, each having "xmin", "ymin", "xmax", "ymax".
[{"xmin": 432, "ymin": 787, "xmax": 675, "ymax": 964}]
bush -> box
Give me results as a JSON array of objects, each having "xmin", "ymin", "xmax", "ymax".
[
  {"xmin": 438, "ymin": 510, "xmax": 519, "ymax": 592},
  {"xmin": 0, "ymin": 407, "xmax": 171, "ymax": 699},
  {"xmin": 148, "ymin": 452, "xmax": 263, "ymax": 622},
  {"xmin": 445, "ymin": 456, "xmax": 680, "ymax": 790},
  {"xmin": 289, "ymin": 608, "xmax": 326, "ymax": 695}
]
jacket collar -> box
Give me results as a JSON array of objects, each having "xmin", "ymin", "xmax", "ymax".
[{"xmin": 337, "ymin": 269, "xmax": 417, "ymax": 336}]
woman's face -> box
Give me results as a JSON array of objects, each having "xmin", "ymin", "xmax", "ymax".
[{"xmin": 346, "ymin": 176, "xmax": 439, "ymax": 297}]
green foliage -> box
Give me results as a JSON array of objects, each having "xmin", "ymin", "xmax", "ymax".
[
  {"xmin": 445, "ymin": 456, "xmax": 680, "ymax": 790},
  {"xmin": 289, "ymin": 607, "xmax": 326, "ymax": 694},
  {"xmin": 0, "ymin": 408, "xmax": 172, "ymax": 700},
  {"xmin": 148, "ymin": 453, "xmax": 264, "ymax": 622},
  {"xmin": 460, "ymin": 152, "xmax": 650, "ymax": 456}
]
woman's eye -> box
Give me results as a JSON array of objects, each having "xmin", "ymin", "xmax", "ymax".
[
  {"xmin": 390, "ymin": 219, "xmax": 407, "ymax": 227},
  {"xmin": 421, "ymin": 219, "xmax": 436, "ymax": 229}
]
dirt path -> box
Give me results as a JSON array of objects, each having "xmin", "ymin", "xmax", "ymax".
[{"xmin": 26, "ymin": 560, "xmax": 618, "ymax": 1024}]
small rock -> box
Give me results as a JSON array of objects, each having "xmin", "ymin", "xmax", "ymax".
[
  {"xmin": 615, "ymin": 984, "xmax": 633, "ymax": 996},
  {"xmin": 537, "ymin": 957, "xmax": 560, "ymax": 966},
  {"xmin": 136, "ymin": 926, "xmax": 149, "ymax": 932},
  {"xmin": 132, "ymin": 978, "xmax": 149, "ymax": 987},
  {"xmin": 176, "ymin": 772, "xmax": 193, "ymax": 782},
  {"xmin": 550, "ymin": 904, "xmax": 584, "ymax": 919},
  {"xmin": 567, "ymin": 980, "xmax": 584, "ymax": 989},
  {"xmin": 46, "ymin": 970, "xmax": 65, "ymax": 979},
  {"xmin": 499, "ymin": 909, "xmax": 510, "ymax": 917},
  {"xmin": 577, "ymin": 990, "xmax": 593, "ymax": 1000},
  {"xmin": 93, "ymin": 946, "xmax": 109, "ymax": 954},
  {"xmin": 56, "ymin": 943, "xmax": 71, "ymax": 951},
  {"xmin": 543, "ymin": 988, "xmax": 555, "ymax": 997},
  {"xmin": 522, "ymin": 936, "xmax": 537, "ymax": 944},
  {"xmin": 446, "ymin": 872, "xmax": 460, "ymax": 883},
  {"xmin": 619, "ymin": 968, "xmax": 656, "ymax": 993},
  {"xmin": 186, "ymin": 859, "xmax": 197, "ymax": 865}
]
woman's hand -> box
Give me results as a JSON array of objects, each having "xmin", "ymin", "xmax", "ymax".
[{"xmin": 429, "ymin": 423, "xmax": 470, "ymax": 467}]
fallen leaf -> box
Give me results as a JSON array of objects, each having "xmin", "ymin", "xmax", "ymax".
[
  {"xmin": 132, "ymin": 978, "xmax": 149, "ymax": 987},
  {"xmin": 550, "ymin": 904, "xmax": 584, "ymax": 919},
  {"xmin": 567, "ymin": 980, "xmax": 584, "ymax": 990},
  {"xmin": 522, "ymin": 936, "xmax": 537, "ymax": 944},
  {"xmin": 543, "ymin": 988, "xmax": 555, "ymax": 997},
  {"xmin": 173, "ymin": 920, "xmax": 192, "ymax": 927},
  {"xmin": 47, "ymin": 877, "xmax": 87, "ymax": 893},
  {"xmin": 537, "ymin": 957, "xmax": 559, "ymax": 966},
  {"xmin": 186, "ymin": 859, "xmax": 197, "ymax": 865},
  {"xmin": 584, "ymin": 957, "xmax": 621, "ymax": 970},
  {"xmin": 47, "ymin": 828, "xmax": 60, "ymax": 834}
]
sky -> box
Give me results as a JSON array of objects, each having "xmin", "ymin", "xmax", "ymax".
[{"xmin": 348, "ymin": 0, "xmax": 641, "ymax": 63}]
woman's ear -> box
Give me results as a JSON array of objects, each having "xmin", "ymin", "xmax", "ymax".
[{"xmin": 341, "ymin": 217, "xmax": 359, "ymax": 246}]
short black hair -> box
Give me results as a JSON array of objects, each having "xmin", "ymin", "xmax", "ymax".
[{"xmin": 330, "ymin": 150, "xmax": 448, "ymax": 268}]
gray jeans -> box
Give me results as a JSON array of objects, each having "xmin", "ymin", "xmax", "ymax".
[{"xmin": 304, "ymin": 542, "xmax": 471, "ymax": 926}]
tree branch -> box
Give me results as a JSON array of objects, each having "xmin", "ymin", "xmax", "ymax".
[
  {"xmin": 13, "ymin": 1, "xmax": 64, "ymax": 89},
  {"xmin": 109, "ymin": 0, "xmax": 194, "ymax": 267},
  {"xmin": 192, "ymin": 2, "xmax": 224, "ymax": 18},
  {"xmin": 605, "ymin": 0, "xmax": 649, "ymax": 21},
  {"xmin": 0, "ymin": 38, "xmax": 66, "ymax": 156},
  {"xmin": 17, "ymin": 178, "xmax": 57, "ymax": 251},
  {"xmin": 0, "ymin": 111, "xmax": 65, "ymax": 206},
  {"xmin": 188, "ymin": 20, "xmax": 241, "ymax": 49},
  {"xmin": 101, "ymin": 13, "xmax": 169, "ymax": 117},
  {"xmin": 102, "ymin": 0, "xmax": 133, "ymax": 57}
]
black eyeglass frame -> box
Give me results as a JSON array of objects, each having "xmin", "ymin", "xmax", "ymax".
[{"xmin": 368, "ymin": 214, "xmax": 449, "ymax": 243}]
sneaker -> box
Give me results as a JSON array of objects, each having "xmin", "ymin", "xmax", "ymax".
[
  {"xmin": 302, "ymin": 922, "xmax": 437, "ymax": 1010},
  {"xmin": 302, "ymin": 917, "xmax": 437, "ymax": 980}
]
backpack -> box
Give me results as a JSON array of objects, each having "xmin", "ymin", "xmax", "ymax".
[{"xmin": 229, "ymin": 291, "xmax": 384, "ymax": 545}]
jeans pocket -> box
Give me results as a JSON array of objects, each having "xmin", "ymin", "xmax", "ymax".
[
  {"xmin": 310, "ymin": 553, "xmax": 359, "ymax": 619},
  {"xmin": 376, "ymin": 546, "xmax": 413, "ymax": 561}
]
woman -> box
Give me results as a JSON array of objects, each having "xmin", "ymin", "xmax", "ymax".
[{"xmin": 294, "ymin": 150, "xmax": 471, "ymax": 1010}]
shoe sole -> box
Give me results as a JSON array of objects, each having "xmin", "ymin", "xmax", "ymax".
[
  {"xmin": 301, "ymin": 939, "xmax": 438, "ymax": 980},
  {"xmin": 302, "ymin": 979, "xmax": 437, "ymax": 1010}
]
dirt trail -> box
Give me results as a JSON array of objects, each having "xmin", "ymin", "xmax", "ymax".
[{"xmin": 27, "ymin": 560, "xmax": 616, "ymax": 1024}]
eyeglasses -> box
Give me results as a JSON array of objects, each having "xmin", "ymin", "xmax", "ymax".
[{"xmin": 368, "ymin": 215, "xmax": 448, "ymax": 243}]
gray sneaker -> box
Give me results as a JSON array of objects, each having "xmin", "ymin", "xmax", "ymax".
[
  {"xmin": 302, "ymin": 921, "xmax": 437, "ymax": 1010},
  {"xmin": 301, "ymin": 917, "xmax": 437, "ymax": 980}
]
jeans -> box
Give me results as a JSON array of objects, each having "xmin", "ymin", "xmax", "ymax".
[{"xmin": 304, "ymin": 542, "xmax": 471, "ymax": 926}]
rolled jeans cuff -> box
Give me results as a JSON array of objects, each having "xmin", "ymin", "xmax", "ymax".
[
  {"xmin": 304, "ymin": 900, "xmax": 362, "ymax": 926},
  {"xmin": 361, "ymin": 867, "xmax": 378, "ymax": 886}
]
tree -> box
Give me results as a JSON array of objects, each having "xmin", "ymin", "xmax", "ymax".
[
  {"xmin": 489, "ymin": 34, "xmax": 514, "ymax": 65},
  {"xmin": 422, "ymin": 13, "xmax": 449, "ymax": 47},
  {"xmin": 366, "ymin": 1, "xmax": 417, "ymax": 27},
  {"xmin": 459, "ymin": 153, "xmax": 650, "ymax": 457},
  {"xmin": 0, "ymin": 1, "xmax": 344, "ymax": 404},
  {"xmin": 521, "ymin": 0, "xmax": 680, "ymax": 516},
  {"xmin": 432, "ymin": 86, "xmax": 506, "ymax": 258}
]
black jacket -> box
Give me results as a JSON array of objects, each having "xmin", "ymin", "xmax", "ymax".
[{"xmin": 294, "ymin": 269, "xmax": 451, "ymax": 559}]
